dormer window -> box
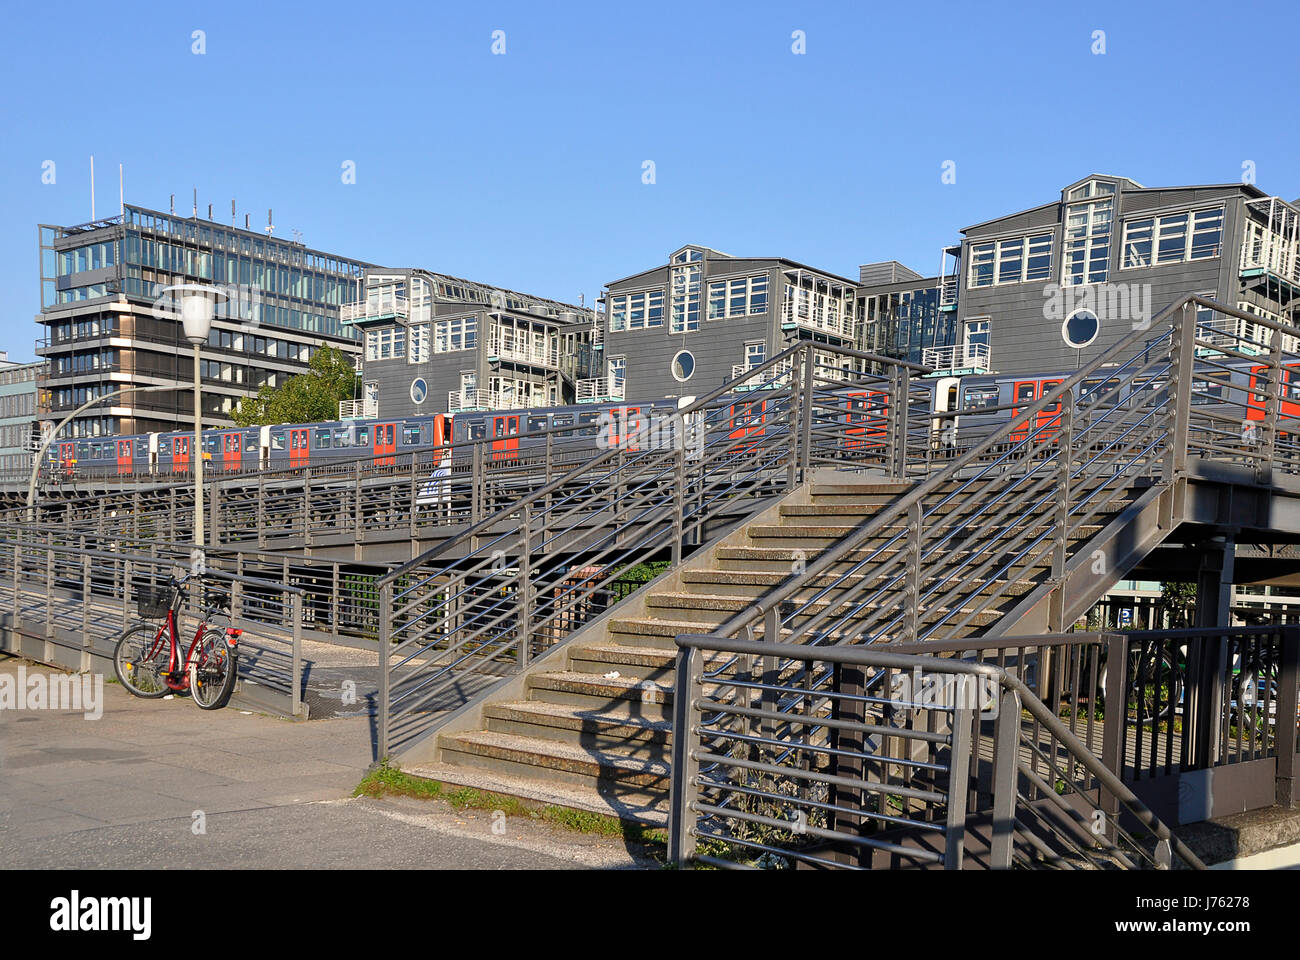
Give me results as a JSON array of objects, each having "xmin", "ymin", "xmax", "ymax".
[
  {"xmin": 1066, "ymin": 180, "xmax": 1117, "ymax": 202},
  {"xmin": 671, "ymin": 248, "xmax": 704, "ymax": 265}
]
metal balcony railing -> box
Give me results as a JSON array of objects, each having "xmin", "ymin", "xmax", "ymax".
[
  {"xmin": 921, "ymin": 342, "xmax": 991, "ymax": 372},
  {"xmin": 575, "ymin": 375, "xmax": 625, "ymax": 403},
  {"xmin": 339, "ymin": 398, "xmax": 378, "ymax": 420},
  {"xmin": 341, "ymin": 296, "xmax": 408, "ymax": 323}
]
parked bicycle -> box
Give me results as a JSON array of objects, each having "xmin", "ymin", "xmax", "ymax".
[{"xmin": 112, "ymin": 573, "xmax": 241, "ymax": 709}]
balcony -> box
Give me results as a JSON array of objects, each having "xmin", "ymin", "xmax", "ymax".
[
  {"xmin": 922, "ymin": 342, "xmax": 991, "ymax": 374},
  {"xmin": 487, "ymin": 337, "xmax": 561, "ymax": 369},
  {"xmin": 1195, "ymin": 315, "xmax": 1298, "ymax": 357},
  {"xmin": 339, "ymin": 398, "xmax": 378, "ymax": 420},
  {"xmin": 341, "ymin": 296, "xmax": 408, "ymax": 324},
  {"xmin": 448, "ymin": 388, "xmax": 551, "ymax": 413},
  {"xmin": 939, "ymin": 275, "xmax": 959, "ymax": 311},
  {"xmin": 576, "ymin": 376, "xmax": 625, "ymax": 404}
]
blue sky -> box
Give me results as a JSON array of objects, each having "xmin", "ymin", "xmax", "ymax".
[{"xmin": 1, "ymin": 0, "xmax": 1297, "ymax": 361}]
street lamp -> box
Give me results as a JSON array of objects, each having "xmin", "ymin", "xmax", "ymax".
[{"xmin": 180, "ymin": 289, "xmax": 215, "ymax": 551}]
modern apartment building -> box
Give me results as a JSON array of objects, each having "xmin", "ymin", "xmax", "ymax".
[
  {"xmin": 343, "ymin": 268, "xmax": 597, "ymax": 420},
  {"xmin": 37, "ymin": 203, "xmax": 370, "ymax": 437},
  {"xmin": 858, "ymin": 174, "xmax": 1300, "ymax": 378},
  {"xmin": 0, "ymin": 355, "xmax": 42, "ymax": 476},
  {"xmin": 594, "ymin": 245, "xmax": 860, "ymax": 405}
]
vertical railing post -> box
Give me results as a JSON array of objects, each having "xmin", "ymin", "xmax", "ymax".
[
  {"xmin": 518, "ymin": 503, "xmax": 532, "ymax": 668},
  {"xmin": 378, "ymin": 581, "xmax": 392, "ymax": 759},
  {"xmin": 1257, "ymin": 321, "xmax": 1285, "ymax": 479},
  {"xmin": 1275, "ymin": 626, "xmax": 1300, "ymax": 808},
  {"xmin": 893, "ymin": 366, "xmax": 910, "ymax": 479},
  {"xmin": 944, "ymin": 677, "xmax": 972, "ymax": 870},
  {"xmin": 786, "ymin": 347, "xmax": 801, "ymax": 489},
  {"xmin": 353, "ymin": 462, "xmax": 363, "ymax": 540},
  {"xmin": 989, "ymin": 683, "xmax": 1021, "ymax": 869},
  {"xmin": 301, "ymin": 473, "xmax": 311, "ymax": 546},
  {"xmin": 904, "ymin": 499, "xmax": 922, "ymax": 643},
  {"xmin": 668, "ymin": 642, "xmax": 702, "ymax": 867},
  {"xmin": 12, "ymin": 539, "xmax": 20, "ymax": 621},
  {"xmin": 799, "ymin": 346, "xmax": 814, "ymax": 478},
  {"xmin": 291, "ymin": 591, "xmax": 303, "ymax": 718},
  {"xmin": 471, "ymin": 443, "xmax": 484, "ymax": 525},
  {"xmin": 44, "ymin": 546, "xmax": 54, "ymax": 640},
  {"xmin": 81, "ymin": 553, "xmax": 91, "ymax": 655},
  {"xmin": 1049, "ymin": 390, "xmax": 1074, "ymax": 633},
  {"xmin": 1100, "ymin": 633, "xmax": 1127, "ymax": 841},
  {"xmin": 257, "ymin": 475, "xmax": 266, "ymax": 549},
  {"xmin": 1165, "ymin": 301, "xmax": 1196, "ymax": 478},
  {"xmin": 672, "ymin": 446, "xmax": 685, "ymax": 566}
]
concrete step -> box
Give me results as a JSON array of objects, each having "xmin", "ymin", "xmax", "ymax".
[
  {"xmin": 527, "ymin": 669, "xmax": 675, "ymax": 714},
  {"xmin": 438, "ymin": 729, "xmax": 672, "ymax": 796},
  {"xmin": 569, "ymin": 643, "xmax": 679, "ymax": 682},
  {"xmin": 482, "ymin": 699, "xmax": 673, "ymax": 761},
  {"xmin": 402, "ymin": 760, "xmax": 668, "ymax": 827}
]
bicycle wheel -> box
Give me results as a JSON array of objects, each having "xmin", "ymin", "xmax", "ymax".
[
  {"xmin": 189, "ymin": 629, "xmax": 238, "ymax": 710},
  {"xmin": 113, "ymin": 623, "xmax": 171, "ymax": 698}
]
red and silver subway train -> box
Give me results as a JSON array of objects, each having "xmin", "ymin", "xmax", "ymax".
[
  {"xmin": 43, "ymin": 399, "xmax": 681, "ymax": 480},
  {"xmin": 42, "ymin": 355, "xmax": 1297, "ymax": 481}
]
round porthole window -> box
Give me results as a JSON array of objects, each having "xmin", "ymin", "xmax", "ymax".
[
  {"xmin": 672, "ymin": 350, "xmax": 696, "ymax": 382},
  {"xmin": 410, "ymin": 377, "xmax": 428, "ymax": 405},
  {"xmin": 1063, "ymin": 309, "xmax": 1100, "ymax": 349}
]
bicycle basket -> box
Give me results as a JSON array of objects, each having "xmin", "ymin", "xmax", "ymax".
[{"xmin": 135, "ymin": 584, "xmax": 173, "ymax": 619}]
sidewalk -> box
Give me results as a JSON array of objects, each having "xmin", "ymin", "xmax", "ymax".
[{"xmin": 0, "ymin": 656, "xmax": 650, "ymax": 869}]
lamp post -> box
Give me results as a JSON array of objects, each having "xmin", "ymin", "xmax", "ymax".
[{"xmin": 180, "ymin": 290, "xmax": 215, "ymax": 551}]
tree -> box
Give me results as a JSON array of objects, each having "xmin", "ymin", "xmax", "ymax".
[
  {"xmin": 232, "ymin": 346, "xmax": 360, "ymax": 427},
  {"xmin": 1157, "ymin": 581, "xmax": 1197, "ymax": 629}
]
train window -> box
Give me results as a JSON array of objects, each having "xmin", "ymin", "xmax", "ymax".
[
  {"xmin": 466, "ymin": 420, "xmax": 487, "ymax": 441},
  {"xmin": 528, "ymin": 415, "xmax": 549, "ymax": 434},
  {"xmin": 158, "ymin": 438, "xmax": 171, "ymax": 455},
  {"xmin": 205, "ymin": 436, "xmax": 220, "ymax": 455},
  {"xmin": 403, "ymin": 425, "xmax": 421, "ymax": 446},
  {"xmin": 357, "ymin": 427, "xmax": 370, "ymax": 446},
  {"xmin": 1191, "ymin": 374, "xmax": 1229, "ymax": 406},
  {"xmin": 76, "ymin": 443, "xmax": 89, "ymax": 459},
  {"xmin": 962, "ymin": 386, "xmax": 999, "ymax": 410},
  {"xmin": 136, "ymin": 439, "xmax": 148, "ymax": 456},
  {"xmin": 271, "ymin": 431, "xmax": 285, "ymax": 451},
  {"xmin": 1081, "ymin": 378, "xmax": 1121, "ymax": 405},
  {"xmin": 576, "ymin": 412, "xmax": 600, "ymax": 437},
  {"xmin": 315, "ymin": 428, "xmax": 331, "ymax": 449},
  {"xmin": 334, "ymin": 427, "xmax": 353, "ymax": 447},
  {"xmin": 551, "ymin": 414, "xmax": 574, "ymax": 431}
]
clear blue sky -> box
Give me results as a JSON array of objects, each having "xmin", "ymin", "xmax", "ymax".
[{"xmin": 1, "ymin": 0, "xmax": 1296, "ymax": 361}]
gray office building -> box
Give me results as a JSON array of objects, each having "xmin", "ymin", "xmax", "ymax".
[
  {"xmin": 344, "ymin": 268, "xmax": 597, "ymax": 420},
  {"xmin": 0, "ymin": 355, "xmax": 42, "ymax": 476},
  {"xmin": 37, "ymin": 203, "xmax": 370, "ymax": 437},
  {"xmin": 597, "ymin": 245, "xmax": 860, "ymax": 404},
  {"xmin": 864, "ymin": 174, "xmax": 1300, "ymax": 378}
]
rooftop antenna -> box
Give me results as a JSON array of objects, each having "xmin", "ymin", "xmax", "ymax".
[
  {"xmin": 244, "ymin": 213, "xmax": 250, "ymax": 229},
  {"xmin": 119, "ymin": 164, "xmax": 124, "ymax": 216},
  {"xmin": 193, "ymin": 188, "xmax": 198, "ymax": 218},
  {"xmin": 89, "ymin": 155, "xmax": 95, "ymax": 220},
  {"xmin": 266, "ymin": 208, "xmax": 274, "ymax": 237},
  {"xmin": 207, "ymin": 203, "xmax": 213, "ymax": 221},
  {"xmin": 170, "ymin": 194, "xmax": 175, "ymax": 215},
  {"xmin": 231, "ymin": 199, "xmax": 236, "ymax": 227}
]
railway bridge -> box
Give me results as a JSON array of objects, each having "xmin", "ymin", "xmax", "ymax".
[{"xmin": 9, "ymin": 294, "xmax": 1300, "ymax": 868}]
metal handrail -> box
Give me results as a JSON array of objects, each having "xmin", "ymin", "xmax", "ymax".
[{"xmin": 669, "ymin": 633, "xmax": 1208, "ymax": 870}]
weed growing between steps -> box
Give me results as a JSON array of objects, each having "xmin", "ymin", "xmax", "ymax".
[{"xmin": 354, "ymin": 762, "xmax": 668, "ymax": 848}]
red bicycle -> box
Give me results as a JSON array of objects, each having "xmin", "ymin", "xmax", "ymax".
[{"xmin": 112, "ymin": 574, "xmax": 241, "ymax": 709}]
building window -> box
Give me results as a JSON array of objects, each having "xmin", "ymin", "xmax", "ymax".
[
  {"xmin": 1122, "ymin": 207, "xmax": 1224, "ymax": 268},
  {"xmin": 969, "ymin": 234, "xmax": 1054, "ymax": 288},
  {"xmin": 433, "ymin": 315, "xmax": 477, "ymax": 352},
  {"xmin": 1063, "ymin": 182, "xmax": 1116, "ymax": 285},
  {"xmin": 608, "ymin": 355, "xmax": 626, "ymax": 387},
  {"xmin": 1063, "ymin": 309, "xmax": 1100, "ymax": 348},
  {"xmin": 409, "ymin": 323, "xmax": 429, "ymax": 362},
  {"xmin": 365, "ymin": 327, "xmax": 405, "ymax": 361},
  {"xmin": 707, "ymin": 274, "xmax": 770, "ymax": 319},
  {"xmin": 670, "ymin": 265, "xmax": 701, "ymax": 333},
  {"xmin": 671, "ymin": 350, "xmax": 696, "ymax": 381},
  {"xmin": 410, "ymin": 377, "xmax": 428, "ymax": 405},
  {"xmin": 609, "ymin": 290, "xmax": 664, "ymax": 332},
  {"xmin": 672, "ymin": 248, "xmax": 703, "ymax": 264}
]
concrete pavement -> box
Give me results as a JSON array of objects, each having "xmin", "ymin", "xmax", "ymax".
[{"xmin": 0, "ymin": 656, "xmax": 653, "ymax": 869}]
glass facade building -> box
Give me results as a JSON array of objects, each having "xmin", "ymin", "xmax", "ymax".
[{"xmin": 36, "ymin": 204, "xmax": 370, "ymax": 437}]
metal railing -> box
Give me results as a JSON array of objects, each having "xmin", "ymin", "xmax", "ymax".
[
  {"xmin": 921, "ymin": 342, "xmax": 991, "ymax": 372},
  {"xmin": 668, "ymin": 634, "xmax": 1208, "ymax": 869},
  {"xmin": 0, "ymin": 527, "xmax": 309, "ymax": 716},
  {"xmin": 576, "ymin": 375, "xmax": 625, "ymax": 403},
  {"xmin": 339, "ymin": 398, "xmax": 378, "ymax": 419},
  {"xmin": 376, "ymin": 343, "xmax": 934, "ymax": 756}
]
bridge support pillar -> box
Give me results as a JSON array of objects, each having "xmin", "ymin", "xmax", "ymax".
[{"xmin": 1184, "ymin": 537, "xmax": 1235, "ymax": 770}]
